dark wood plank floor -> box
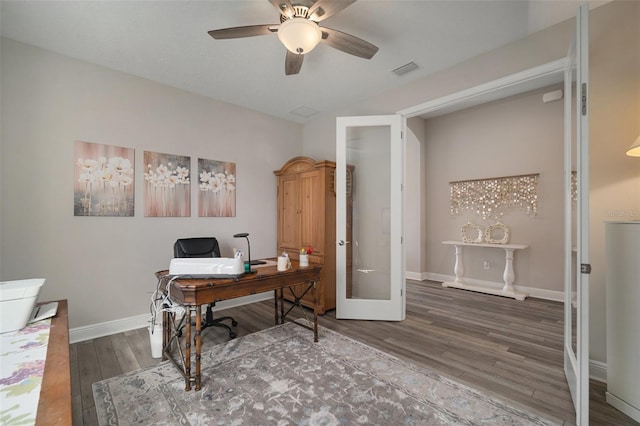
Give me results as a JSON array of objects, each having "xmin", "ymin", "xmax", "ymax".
[{"xmin": 70, "ymin": 280, "xmax": 638, "ymax": 426}]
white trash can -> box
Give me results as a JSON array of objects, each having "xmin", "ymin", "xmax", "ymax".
[{"xmin": 148, "ymin": 323, "xmax": 163, "ymax": 358}]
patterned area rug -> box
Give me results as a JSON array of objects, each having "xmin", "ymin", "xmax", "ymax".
[{"xmin": 93, "ymin": 321, "xmax": 559, "ymax": 425}]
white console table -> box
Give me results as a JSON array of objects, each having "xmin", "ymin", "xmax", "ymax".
[{"xmin": 442, "ymin": 241, "xmax": 529, "ymax": 300}]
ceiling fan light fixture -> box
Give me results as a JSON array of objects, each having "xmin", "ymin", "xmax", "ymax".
[{"xmin": 278, "ymin": 18, "xmax": 322, "ymax": 54}]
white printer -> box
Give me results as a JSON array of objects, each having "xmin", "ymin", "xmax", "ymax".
[
  {"xmin": 168, "ymin": 257, "xmax": 244, "ymax": 278},
  {"xmin": 0, "ymin": 278, "xmax": 45, "ymax": 333}
]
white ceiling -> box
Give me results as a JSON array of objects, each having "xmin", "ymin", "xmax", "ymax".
[{"xmin": 0, "ymin": 1, "xmax": 596, "ymax": 124}]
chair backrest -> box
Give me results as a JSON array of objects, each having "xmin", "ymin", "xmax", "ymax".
[{"xmin": 174, "ymin": 238, "xmax": 221, "ymax": 258}]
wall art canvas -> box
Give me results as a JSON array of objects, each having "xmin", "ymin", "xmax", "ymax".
[
  {"xmin": 143, "ymin": 151, "xmax": 191, "ymax": 217},
  {"xmin": 198, "ymin": 158, "xmax": 236, "ymax": 217},
  {"xmin": 74, "ymin": 140, "xmax": 135, "ymax": 216}
]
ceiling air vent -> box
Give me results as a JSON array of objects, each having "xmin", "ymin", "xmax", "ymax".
[
  {"xmin": 392, "ymin": 61, "xmax": 419, "ymax": 76},
  {"xmin": 289, "ymin": 105, "xmax": 319, "ymax": 118}
]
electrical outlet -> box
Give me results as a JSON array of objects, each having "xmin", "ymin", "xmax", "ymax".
[{"xmin": 483, "ymin": 261, "xmax": 490, "ymax": 270}]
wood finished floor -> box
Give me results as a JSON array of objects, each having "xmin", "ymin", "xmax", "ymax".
[{"xmin": 71, "ymin": 280, "xmax": 638, "ymax": 426}]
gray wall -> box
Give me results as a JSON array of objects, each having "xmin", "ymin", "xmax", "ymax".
[
  {"xmin": 301, "ymin": 1, "xmax": 640, "ymax": 365},
  {"xmin": 423, "ymin": 84, "xmax": 564, "ymax": 292},
  {"xmin": 0, "ymin": 38, "xmax": 303, "ymax": 328},
  {"xmin": 404, "ymin": 118, "xmax": 426, "ymax": 276}
]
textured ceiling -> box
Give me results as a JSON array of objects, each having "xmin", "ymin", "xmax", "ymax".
[{"xmin": 0, "ymin": 1, "xmax": 597, "ymax": 123}]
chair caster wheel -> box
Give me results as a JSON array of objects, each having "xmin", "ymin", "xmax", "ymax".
[
  {"xmin": 229, "ymin": 333, "xmax": 237, "ymax": 339},
  {"xmin": 231, "ymin": 320, "xmax": 238, "ymax": 327}
]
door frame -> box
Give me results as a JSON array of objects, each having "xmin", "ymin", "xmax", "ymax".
[{"xmin": 398, "ymin": 59, "xmax": 567, "ymax": 120}]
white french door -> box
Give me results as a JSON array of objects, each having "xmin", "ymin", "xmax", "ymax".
[
  {"xmin": 333, "ymin": 6, "xmax": 589, "ymax": 420},
  {"xmin": 564, "ymin": 5, "xmax": 590, "ymax": 425},
  {"xmin": 335, "ymin": 114, "xmax": 405, "ymax": 321}
]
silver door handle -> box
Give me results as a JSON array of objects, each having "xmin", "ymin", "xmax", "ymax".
[{"xmin": 338, "ymin": 240, "xmax": 351, "ymax": 246}]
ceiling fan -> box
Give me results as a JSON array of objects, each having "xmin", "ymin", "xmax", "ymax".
[{"xmin": 208, "ymin": 0, "xmax": 378, "ymax": 75}]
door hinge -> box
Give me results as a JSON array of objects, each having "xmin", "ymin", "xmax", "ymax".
[
  {"xmin": 401, "ymin": 288, "xmax": 403, "ymax": 297},
  {"xmin": 581, "ymin": 263, "xmax": 592, "ymax": 274},
  {"xmin": 581, "ymin": 83, "xmax": 588, "ymax": 116}
]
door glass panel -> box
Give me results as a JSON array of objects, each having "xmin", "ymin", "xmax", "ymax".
[
  {"xmin": 565, "ymin": 60, "xmax": 578, "ymax": 358},
  {"xmin": 336, "ymin": 114, "xmax": 404, "ymax": 321},
  {"xmin": 346, "ymin": 125, "xmax": 391, "ymax": 301},
  {"xmin": 570, "ymin": 68, "xmax": 578, "ymax": 356}
]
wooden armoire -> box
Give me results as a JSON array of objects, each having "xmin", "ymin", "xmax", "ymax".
[{"xmin": 274, "ymin": 156, "xmax": 351, "ymax": 314}]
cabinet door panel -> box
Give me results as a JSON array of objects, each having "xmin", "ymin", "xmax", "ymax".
[
  {"xmin": 299, "ymin": 171, "xmax": 323, "ymax": 255},
  {"xmin": 279, "ymin": 175, "xmax": 300, "ymax": 250}
]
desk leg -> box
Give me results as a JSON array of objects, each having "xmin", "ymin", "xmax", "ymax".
[
  {"xmin": 184, "ymin": 307, "xmax": 191, "ymax": 391},
  {"xmin": 195, "ymin": 305, "xmax": 202, "ymax": 391},
  {"xmin": 273, "ymin": 289, "xmax": 280, "ymax": 325},
  {"xmin": 279, "ymin": 288, "xmax": 285, "ymax": 324},
  {"xmin": 313, "ymin": 281, "xmax": 318, "ymax": 343},
  {"xmin": 162, "ymin": 310, "xmax": 168, "ymax": 361}
]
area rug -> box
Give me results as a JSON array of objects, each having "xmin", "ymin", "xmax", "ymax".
[{"xmin": 93, "ymin": 320, "xmax": 559, "ymax": 425}]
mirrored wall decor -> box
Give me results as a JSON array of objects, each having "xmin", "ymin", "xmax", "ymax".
[
  {"xmin": 485, "ymin": 221, "xmax": 510, "ymax": 244},
  {"xmin": 461, "ymin": 221, "xmax": 484, "ymax": 243},
  {"xmin": 449, "ymin": 173, "xmax": 539, "ymax": 219}
]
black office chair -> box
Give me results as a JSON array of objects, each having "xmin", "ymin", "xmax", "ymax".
[{"xmin": 173, "ymin": 237, "xmax": 238, "ymax": 340}]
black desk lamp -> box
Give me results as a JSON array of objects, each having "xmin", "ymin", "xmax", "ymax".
[{"xmin": 233, "ymin": 233, "xmax": 254, "ymax": 273}]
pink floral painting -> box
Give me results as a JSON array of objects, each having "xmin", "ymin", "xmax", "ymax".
[
  {"xmin": 198, "ymin": 158, "xmax": 236, "ymax": 217},
  {"xmin": 143, "ymin": 151, "xmax": 191, "ymax": 217},
  {"xmin": 74, "ymin": 141, "xmax": 135, "ymax": 216}
]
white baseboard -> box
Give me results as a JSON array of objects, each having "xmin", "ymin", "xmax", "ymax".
[
  {"xmin": 405, "ymin": 271, "xmax": 429, "ymax": 281},
  {"xmin": 589, "ymin": 359, "xmax": 607, "ymax": 383},
  {"xmin": 606, "ymin": 391, "xmax": 640, "ymax": 422},
  {"xmin": 69, "ymin": 293, "xmax": 273, "ymax": 344}
]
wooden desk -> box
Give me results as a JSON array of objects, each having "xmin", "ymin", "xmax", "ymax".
[
  {"xmin": 36, "ymin": 299, "xmax": 72, "ymax": 425},
  {"xmin": 156, "ymin": 259, "xmax": 322, "ymax": 391}
]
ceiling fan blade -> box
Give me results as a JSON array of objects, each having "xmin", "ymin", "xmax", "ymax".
[
  {"xmin": 285, "ymin": 50, "xmax": 304, "ymax": 75},
  {"xmin": 208, "ymin": 24, "xmax": 278, "ymax": 39},
  {"xmin": 307, "ymin": 0, "xmax": 357, "ymax": 22},
  {"xmin": 268, "ymin": 0, "xmax": 296, "ymax": 19},
  {"xmin": 321, "ymin": 27, "xmax": 378, "ymax": 59}
]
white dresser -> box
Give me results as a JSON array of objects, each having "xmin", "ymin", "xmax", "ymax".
[{"xmin": 605, "ymin": 221, "xmax": 640, "ymax": 422}]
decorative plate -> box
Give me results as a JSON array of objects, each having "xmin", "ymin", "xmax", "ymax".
[
  {"xmin": 461, "ymin": 221, "xmax": 484, "ymax": 243},
  {"xmin": 485, "ymin": 221, "xmax": 510, "ymax": 244}
]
